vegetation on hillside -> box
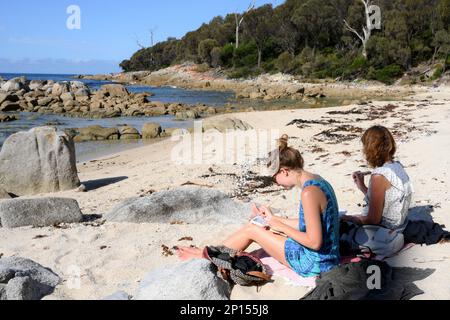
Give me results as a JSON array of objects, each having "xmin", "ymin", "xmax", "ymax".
[{"xmin": 120, "ymin": 0, "xmax": 450, "ymax": 84}]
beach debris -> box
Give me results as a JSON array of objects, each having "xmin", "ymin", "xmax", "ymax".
[
  {"xmin": 180, "ymin": 181, "xmax": 214, "ymax": 188},
  {"xmin": 76, "ymin": 184, "xmax": 87, "ymax": 192},
  {"xmin": 100, "ymin": 246, "xmax": 108, "ymax": 250},
  {"xmin": 286, "ymin": 118, "xmax": 339, "ymax": 128},
  {"xmin": 53, "ymin": 223, "xmax": 71, "ymax": 230},
  {"xmin": 170, "ymin": 220, "xmax": 186, "ymax": 225},
  {"xmin": 139, "ymin": 189, "xmax": 156, "ymax": 197},
  {"xmin": 178, "ymin": 237, "xmax": 194, "ymax": 242},
  {"xmin": 311, "ymin": 146, "xmax": 326, "ymax": 153},
  {"xmin": 161, "ymin": 245, "xmax": 174, "ymax": 257},
  {"xmin": 340, "ymin": 151, "xmax": 352, "ymax": 157},
  {"xmin": 32, "ymin": 235, "xmax": 48, "ymax": 240},
  {"xmin": 327, "ymin": 108, "xmax": 364, "ymax": 115},
  {"xmin": 314, "ymin": 125, "xmax": 362, "ymax": 144}
]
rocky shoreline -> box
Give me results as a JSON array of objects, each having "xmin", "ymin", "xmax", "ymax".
[
  {"xmin": 79, "ymin": 63, "xmax": 416, "ymax": 102},
  {"xmin": 0, "ymin": 76, "xmax": 224, "ymax": 120}
]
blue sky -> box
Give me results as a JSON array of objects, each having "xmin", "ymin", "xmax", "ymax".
[{"xmin": 0, "ymin": 0, "xmax": 279, "ymax": 74}]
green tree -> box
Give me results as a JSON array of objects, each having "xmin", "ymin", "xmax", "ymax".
[
  {"xmin": 198, "ymin": 39, "xmax": 219, "ymax": 66},
  {"xmin": 433, "ymin": 29, "xmax": 450, "ymax": 71},
  {"xmin": 242, "ymin": 4, "xmax": 275, "ymax": 68}
]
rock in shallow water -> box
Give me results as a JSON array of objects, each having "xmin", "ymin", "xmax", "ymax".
[
  {"xmin": 142, "ymin": 122, "xmax": 162, "ymax": 139},
  {"xmin": 136, "ymin": 259, "xmax": 230, "ymax": 300},
  {"xmin": 203, "ymin": 117, "xmax": 253, "ymax": 133},
  {"xmin": 0, "ymin": 197, "xmax": 83, "ymax": 228},
  {"xmin": 104, "ymin": 186, "xmax": 250, "ymax": 224}
]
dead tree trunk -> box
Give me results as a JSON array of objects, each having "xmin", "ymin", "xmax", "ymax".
[
  {"xmin": 343, "ymin": 0, "xmax": 381, "ymax": 59},
  {"xmin": 235, "ymin": 0, "xmax": 256, "ymax": 49}
]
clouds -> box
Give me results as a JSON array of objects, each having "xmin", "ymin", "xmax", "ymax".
[{"xmin": 0, "ymin": 58, "xmax": 121, "ymax": 74}]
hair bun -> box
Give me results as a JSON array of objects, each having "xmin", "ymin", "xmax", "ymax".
[{"xmin": 277, "ymin": 134, "xmax": 289, "ymax": 151}]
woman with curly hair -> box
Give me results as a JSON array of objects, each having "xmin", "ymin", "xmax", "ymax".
[{"xmin": 341, "ymin": 125, "xmax": 413, "ymax": 229}]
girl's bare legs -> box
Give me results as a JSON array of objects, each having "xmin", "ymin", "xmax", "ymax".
[{"xmin": 176, "ymin": 223, "xmax": 289, "ymax": 267}]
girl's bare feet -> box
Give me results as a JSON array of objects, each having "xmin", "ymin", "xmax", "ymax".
[{"xmin": 175, "ymin": 246, "xmax": 204, "ymax": 261}]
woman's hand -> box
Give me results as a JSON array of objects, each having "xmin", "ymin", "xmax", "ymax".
[
  {"xmin": 250, "ymin": 203, "xmax": 263, "ymax": 220},
  {"xmin": 352, "ymin": 171, "xmax": 368, "ymax": 194},
  {"xmin": 341, "ymin": 214, "xmax": 360, "ymax": 225},
  {"xmin": 258, "ymin": 206, "xmax": 276, "ymax": 226}
]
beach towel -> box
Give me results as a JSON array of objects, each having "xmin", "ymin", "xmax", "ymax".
[{"xmin": 250, "ymin": 249, "xmax": 317, "ymax": 288}]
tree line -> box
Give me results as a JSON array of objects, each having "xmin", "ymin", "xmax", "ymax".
[{"xmin": 120, "ymin": 0, "xmax": 450, "ymax": 84}]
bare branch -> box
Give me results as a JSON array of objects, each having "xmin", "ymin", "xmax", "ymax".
[
  {"xmin": 133, "ymin": 33, "xmax": 145, "ymax": 49},
  {"xmin": 237, "ymin": 0, "xmax": 256, "ymax": 27},
  {"xmin": 343, "ymin": 19, "xmax": 364, "ymax": 43}
]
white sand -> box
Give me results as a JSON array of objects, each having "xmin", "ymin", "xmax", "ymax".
[{"xmin": 1, "ymin": 84, "xmax": 449, "ymax": 300}]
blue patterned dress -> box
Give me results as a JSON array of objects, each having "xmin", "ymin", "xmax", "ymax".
[{"xmin": 284, "ymin": 178, "xmax": 340, "ymax": 277}]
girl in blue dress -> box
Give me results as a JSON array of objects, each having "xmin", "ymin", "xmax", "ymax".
[{"xmin": 177, "ymin": 134, "xmax": 340, "ymax": 277}]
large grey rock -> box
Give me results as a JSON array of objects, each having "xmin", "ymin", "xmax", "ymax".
[
  {"xmin": 0, "ymin": 126, "xmax": 80, "ymax": 196},
  {"xmin": 203, "ymin": 117, "xmax": 253, "ymax": 133},
  {"xmin": 5, "ymin": 276, "xmax": 45, "ymax": 300},
  {"xmin": 105, "ymin": 186, "xmax": 250, "ymax": 224},
  {"xmin": 0, "ymin": 257, "xmax": 60, "ymax": 300},
  {"xmin": 51, "ymin": 82, "xmax": 70, "ymax": 96},
  {"xmin": 118, "ymin": 126, "xmax": 141, "ymax": 140},
  {"xmin": 96, "ymin": 84, "xmax": 129, "ymax": 98},
  {"xmin": 1, "ymin": 77, "xmax": 28, "ymax": 93},
  {"xmin": 69, "ymin": 81, "xmax": 88, "ymax": 92},
  {"xmin": 0, "ymin": 197, "xmax": 83, "ymax": 228},
  {"xmin": 175, "ymin": 110, "xmax": 200, "ymax": 120},
  {"xmin": 136, "ymin": 259, "xmax": 230, "ymax": 300},
  {"xmin": 29, "ymin": 80, "xmax": 46, "ymax": 91}
]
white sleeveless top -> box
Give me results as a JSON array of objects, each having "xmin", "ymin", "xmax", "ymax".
[{"xmin": 363, "ymin": 161, "xmax": 414, "ymax": 229}]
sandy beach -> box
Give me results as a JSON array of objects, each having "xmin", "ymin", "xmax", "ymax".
[{"xmin": 1, "ymin": 83, "xmax": 449, "ymax": 300}]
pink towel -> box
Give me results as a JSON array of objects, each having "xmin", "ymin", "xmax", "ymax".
[{"xmin": 250, "ymin": 249, "xmax": 317, "ymax": 288}]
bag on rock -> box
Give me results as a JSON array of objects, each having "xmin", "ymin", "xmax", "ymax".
[{"xmin": 202, "ymin": 245, "xmax": 272, "ymax": 287}]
